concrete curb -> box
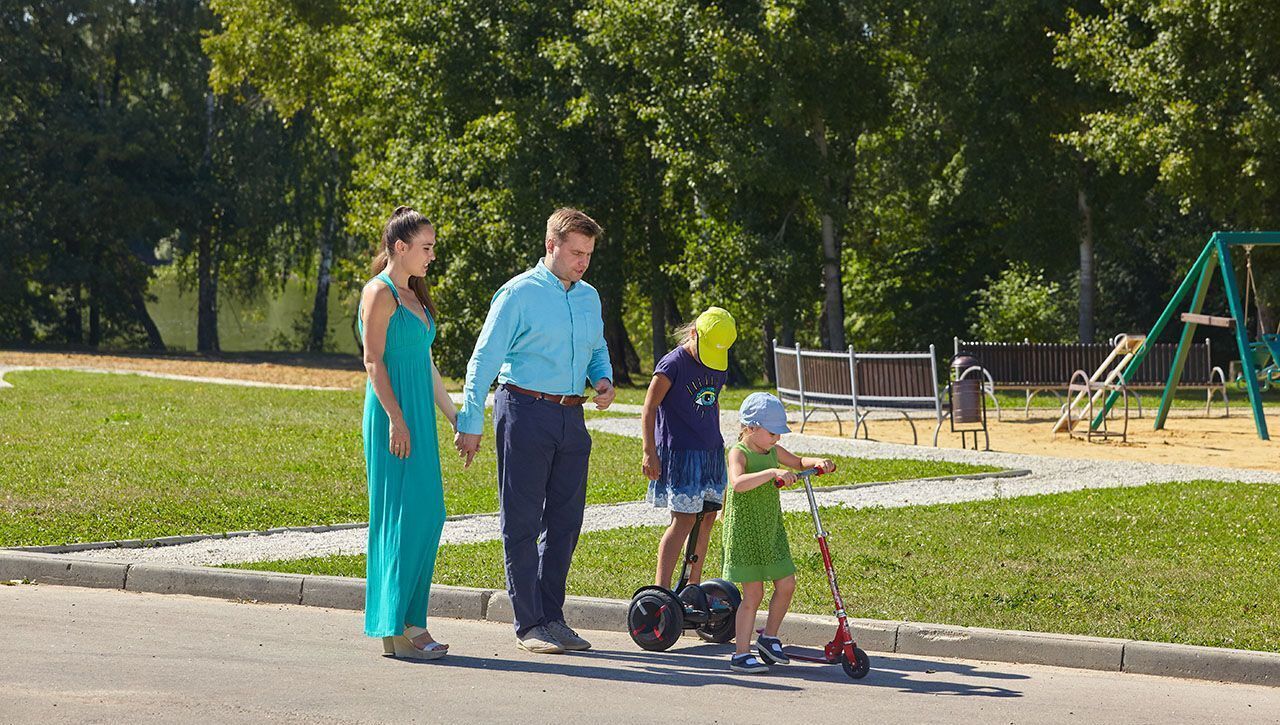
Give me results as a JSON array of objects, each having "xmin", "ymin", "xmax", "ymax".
[{"xmin": 3, "ymin": 550, "xmax": 1277, "ymax": 687}]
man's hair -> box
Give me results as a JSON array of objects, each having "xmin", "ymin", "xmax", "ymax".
[{"xmin": 546, "ymin": 207, "xmax": 602, "ymax": 244}]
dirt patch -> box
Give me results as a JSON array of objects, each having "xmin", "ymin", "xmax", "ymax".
[
  {"xmin": 0, "ymin": 350, "xmax": 366, "ymax": 389},
  {"xmin": 806, "ymin": 409, "xmax": 1280, "ymax": 472}
]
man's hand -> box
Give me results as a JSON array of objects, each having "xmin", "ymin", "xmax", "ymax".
[
  {"xmin": 454, "ymin": 432, "xmax": 481, "ymax": 468},
  {"xmin": 593, "ymin": 379, "xmax": 615, "ymax": 410}
]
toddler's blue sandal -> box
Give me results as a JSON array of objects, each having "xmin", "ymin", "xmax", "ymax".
[
  {"xmin": 756, "ymin": 634, "xmax": 790, "ymax": 665},
  {"xmin": 730, "ymin": 652, "xmax": 770, "ymax": 673}
]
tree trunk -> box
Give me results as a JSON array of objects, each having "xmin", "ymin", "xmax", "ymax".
[
  {"xmin": 64, "ymin": 281, "xmax": 83, "ymax": 345},
  {"xmin": 1077, "ymin": 186, "xmax": 1095, "ymax": 343},
  {"xmin": 623, "ymin": 328, "xmax": 641, "ymax": 376},
  {"xmin": 603, "ymin": 301, "xmax": 632, "ymax": 387},
  {"xmin": 664, "ymin": 293, "xmax": 683, "ymax": 331},
  {"xmin": 762, "ymin": 317, "xmax": 777, "ymax": 384},
  {"xmin": 131, "ymin": 288, "xmax": 166, "ymax": 351},
  {"xmin": 196, "ymin": 232, "xmax": 220, "ymax": 353},
  {"xmin": 650, "ymin": 287, "xmax": 666, "ymax": 369},
  {"xmin": 779, "ymin": 320, "xmax": 795, "ymax": 348},
  {"xmin": 307, "ymin": 219, "xmax": 335, "ymax": 353},
  {"xmin": 88, "ymin": 285, "xmax": 101, "ymax": 348},
  {"xmin": 813, "ymin": 115, "xmax": 845, "ymax": 350}
]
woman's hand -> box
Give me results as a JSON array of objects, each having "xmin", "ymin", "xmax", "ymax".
[
  {"xmin": 773, "ymin": 468, "xmax": 797, "ymax": 487},
  {"xmin": 390, "ymin": 416, "xmax": 411, "ymax": 459},
  {"xmin": 642, "ymin": 447, "xmax": 661, "ymax": 481}
]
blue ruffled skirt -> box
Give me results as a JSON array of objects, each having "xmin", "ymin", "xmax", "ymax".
[{"xmin": 647, "ymin": 447, "xmax": 728, "ymax": 514}]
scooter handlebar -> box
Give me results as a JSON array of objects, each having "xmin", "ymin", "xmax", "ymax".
[{"xmin": 774, "ymin": 466, "xmax": 829, "ymax": 487}]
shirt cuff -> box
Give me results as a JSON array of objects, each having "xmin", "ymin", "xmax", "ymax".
[{"xmin": 456, "ymin": 405, "xmax": 485, "ymax": 435}]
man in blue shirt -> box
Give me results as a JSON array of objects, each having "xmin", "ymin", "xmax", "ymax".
[{"xmin": 455, "ymin": 207, "xmax": 615, "ymax": 654}]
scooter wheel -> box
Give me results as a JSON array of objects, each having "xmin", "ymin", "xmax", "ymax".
[
  {"xmin": 628, "ymin": 586, "xmax": 685, "ymax": 651},
  {"xmin": 695, "ymin": 578, "xmax": 741, "ymax": 643},
  {"xmin": 840, "ymin": 647, "xmax": 871, "ymax": 679}
]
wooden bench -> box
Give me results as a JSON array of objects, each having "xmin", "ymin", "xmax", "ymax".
[
  {"xmin": 953, "ymin": 337, "xmax": 1229, "ymax": 418},
  {"xmin": 772, "ymin": 341, "xmax": 943, "ymax": 444}
]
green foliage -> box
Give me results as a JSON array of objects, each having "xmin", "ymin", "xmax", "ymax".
[
  {"xmin": 10, "ymin": 0, "xmax": 1278, "ymax": 360},
  {"xmin": 970, "ymin": 262, "xmax": 1074, "ymax": 342}
]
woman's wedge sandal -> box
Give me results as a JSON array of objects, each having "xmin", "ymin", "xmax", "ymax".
[{"xmin": 383, "ymin": 626, "xmax": 448, "ymax": 660}]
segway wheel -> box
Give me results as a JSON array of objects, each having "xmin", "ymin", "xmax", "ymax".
[
  {"xmin": 628, "ymin": 587, "xmax": 685, "ymax": 651},
  {"xmin": 840, "ymin": 647, "xmax": 871, "ymax": 680},
  {"xmin": 695, "ymin": 578, "xmax": 741, "ymax": 643}
]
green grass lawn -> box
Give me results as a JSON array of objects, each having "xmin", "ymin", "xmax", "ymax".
[
  {"xmin": 238, "ymin": 481, "xmax": 1280, "ymax": 652},
  {"xmin": 0, "ymin": 370, "xmax": 992, "ymax": 546}
]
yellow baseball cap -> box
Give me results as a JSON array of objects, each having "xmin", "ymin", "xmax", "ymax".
[{"xmin": 694, "ymin": 306, "xmax": 737, "ymax": 371}]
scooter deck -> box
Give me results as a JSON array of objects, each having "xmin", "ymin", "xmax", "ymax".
[{"xmin": 780, "ymin": 645, "xmax": 839, "ymax": 664}]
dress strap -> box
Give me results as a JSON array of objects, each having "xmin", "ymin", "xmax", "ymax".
[{"xmin": 375, "ymin": 272, "xmax": 402, "ymax": 306}]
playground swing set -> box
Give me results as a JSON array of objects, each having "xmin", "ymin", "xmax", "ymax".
[{"xmin": 1063, "ymin": 232, "xmax": 1280, "ymax": 442}]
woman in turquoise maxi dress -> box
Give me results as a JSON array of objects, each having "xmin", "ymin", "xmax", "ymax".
[{"xmin": 359, "ymin": 206, "xmax": 454, "ymax": 660}]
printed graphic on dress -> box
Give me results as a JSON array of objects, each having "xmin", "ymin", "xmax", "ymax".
[{"xmin": 687, "ymin": 375, "xmax": 720, "ymax": 418}]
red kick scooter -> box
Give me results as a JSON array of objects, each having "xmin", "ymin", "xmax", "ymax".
[{"xmin": 767, "ymin": 466, "xmax": 871, "ymax": 680}]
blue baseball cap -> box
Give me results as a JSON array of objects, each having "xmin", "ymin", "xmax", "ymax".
[{"xmin": 739, "ymin": 392, "xmax": 791, "ymax": 435}]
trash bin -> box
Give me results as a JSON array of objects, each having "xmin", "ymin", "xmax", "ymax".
[{"xmin": 951, "ymin": 354, "xmax": 979, "ymax": 382}]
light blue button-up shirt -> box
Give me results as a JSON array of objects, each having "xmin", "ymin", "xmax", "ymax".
[{"xmin": 457, "ymin": 260, "xmax": 613, "ymax": 435}]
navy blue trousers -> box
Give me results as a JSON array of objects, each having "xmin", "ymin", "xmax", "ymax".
[{"xmin": 494, "ymin": 386, "xmax": 591, "ymax": 637}]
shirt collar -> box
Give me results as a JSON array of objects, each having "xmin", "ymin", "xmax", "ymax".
[{"xmin": 534, "ymin": 259, "xmax": 576, "ymax": 291}]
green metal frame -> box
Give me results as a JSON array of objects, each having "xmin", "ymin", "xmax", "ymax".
[{"xmin": 1093, "ymin": 232, "xmax": 1279, "ymax": 441}]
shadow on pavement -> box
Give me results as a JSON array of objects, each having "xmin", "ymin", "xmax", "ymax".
[{"xmin": 385, "ymin": 642, "xmax": 1024, "ymax": 697}]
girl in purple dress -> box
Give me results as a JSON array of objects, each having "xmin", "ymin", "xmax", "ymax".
[{"xmin": 641, "ymin": 307, "xmax": 737, "ymax": 588}]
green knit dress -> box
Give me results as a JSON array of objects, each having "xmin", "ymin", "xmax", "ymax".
[{"xmin": 721, "ymin": 442, "xmax": 795, "ymax": 583}]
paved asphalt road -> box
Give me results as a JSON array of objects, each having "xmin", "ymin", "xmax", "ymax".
[{"xmin": 1, "ymin": 584, "xmax": 1277, "ymax": 724}]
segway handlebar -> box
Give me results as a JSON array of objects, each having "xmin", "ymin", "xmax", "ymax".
[{"xmin": 774, "ymin": 466, "xmax": 829, "ymax": 487}]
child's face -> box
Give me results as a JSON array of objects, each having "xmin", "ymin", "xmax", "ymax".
[{"xmin": 746, "ymin": 425, "xmax": 781, "ymax": 449}]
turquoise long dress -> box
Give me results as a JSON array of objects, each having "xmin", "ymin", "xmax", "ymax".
[{"xmin": 359, "ymin": 272, "xmax": 446, "ymax": 638}]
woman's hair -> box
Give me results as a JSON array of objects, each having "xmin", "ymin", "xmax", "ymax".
[
  {"xmin": 373, "ymin": 205, "xmax": 438, "ymax": 319},
  {"xmin": 672, "ymin": 321, "xmax": 697, "ymax": 345}
]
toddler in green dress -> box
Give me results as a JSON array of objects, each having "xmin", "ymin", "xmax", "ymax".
[{"xmin": 722, "ymin": 393, "xmax": 834, "ymax": 674}]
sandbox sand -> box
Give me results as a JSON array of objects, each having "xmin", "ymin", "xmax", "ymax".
[{"xmin": 805, "ymin": 409, "xmax": 1280, "ymax": 472}]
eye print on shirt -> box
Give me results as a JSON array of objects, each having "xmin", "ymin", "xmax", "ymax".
[{"xmin": 687, "ymin": 376, "xmax": 720, "ymax": 418}]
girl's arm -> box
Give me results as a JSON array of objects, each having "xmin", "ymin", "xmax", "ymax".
[
  {"xmin": 640, "ymin": 373, "xmax": 672, "ymax": 480},
  {"xmin": 728, "ymin": 447, "xmax": 794, "ymax": 492},
  {"xmin": 432, "ymin": 359, "xmax": 458, "ymax": 430},
  {"xmin": 361, "ymin": 284, "xmax": 410, "ymax": 458},
  {"xmin": 774, "ymin": 445, "xmax": 836, "ymax": 474}
]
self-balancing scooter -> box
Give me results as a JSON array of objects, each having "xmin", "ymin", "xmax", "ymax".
[
  {"xmin": 627, "ymin": 503, "xmax": 741, "ymax": 651},
  {"xmin": 769, "ymin": 467, "xmax": 871, "ymax": 679}
]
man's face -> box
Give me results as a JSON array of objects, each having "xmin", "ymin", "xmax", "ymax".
[{"xmin": 545, "ymin": 231, "xmax": 595, "ymax": 284}]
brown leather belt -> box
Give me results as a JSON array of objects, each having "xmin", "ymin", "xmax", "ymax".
[{"xmin": 501, "ymin": 383, "xmax": 588, "ymax": 406}]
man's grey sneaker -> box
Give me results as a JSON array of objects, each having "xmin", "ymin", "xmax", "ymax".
[
  {"xmin": 516, "ymin": 626, "xmax": 565, "ymax": 654},
  {"xmin": 546, "ymin": 620, "xmax": 592, "ymax": 651},
  {"xmin": 730, "ymin": 652, "xmax": 771, "ymax": 674},
  {"xmin": 756, "ymin": 634, "xmax": 790, "ymax": 665}
]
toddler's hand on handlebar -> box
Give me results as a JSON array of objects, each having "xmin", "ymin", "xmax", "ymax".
[
  {"xmin": 773, "ymin": 469, "xmax": 798, "ymax": 487},
  {"xmin": 817, "ymin": 459, "xmax": 836, "ymax": 474}
]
